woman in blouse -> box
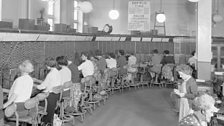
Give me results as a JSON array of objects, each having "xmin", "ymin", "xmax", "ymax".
[
  {"xmin": 160, "ymin": 50, "xmax": 175, "ymax": 65},
  {"xmin": 68, "ymin": 52, "xmax": 80, "ymax": 83},
  {"xmin": 56, "ymin": 56, "xmax": 72, "ymax": 97},
  {"xmin": 126, "ymin": 53, "xmax": 137, "ymax": 82},
  {"xmin": 0, "ymin": 85, "xmax": 3, "ymax": 125},
  {"xmin": 35, "ymin": 58, "xmax": 62, "ymax": 126},
  {"xmin": 105, "ymin": 53, "xmax": 117, "ymax": 69},
  {"xmin": 150, "ymin": 49, "xmax": 162, "ymax": 83},
  {"xmin": 179, "ymin": 93, "xmax": 219, "ymax": 126},
  {"xmin": 78, "ymin": 52, "xmax": 94, "ymax": 78},
  {"xmin": 174, "ymin": 64, "xmax": 198, "ymax": 121},
  {"xmin": 3, "ymin": 60, "xmax": 34, "ymax": 111},
  {"xmin": 117, "ymin": 50, "xmax": 127, "ymax": 77},
  {"xmin": 3, "ymin": 60, "xmax": 34, "ymax": 123}
]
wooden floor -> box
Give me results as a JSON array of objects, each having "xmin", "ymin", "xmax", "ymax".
[{"xmin": 75, "ymin": 88, "xmax": 178, "ymax": 126}]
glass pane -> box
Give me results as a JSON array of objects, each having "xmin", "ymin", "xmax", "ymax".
[
  {"xmin": 48, "ymin": 1, "xmax": 54, "ymax": 15},
  {"xmin": 73, "ymin": 23, "xmax": 78, "ymax": 29},
  {"xmin": 74, "ymin": 10, "xmax": 78, "ymax": 20},
  {"xmin": 74, "ymin": 1, "xmax": 78, "ymax": 7},
  {"xmin": 211, "ymin": 57, "xmax": 218, "ymax": 69},
  {"xmin": 212, "ymin": 46, "xmax": 218, "ymax": 56},
  {"xmin": 221, "ymin": 58, "xmax": 224, "ymax": 69},
  {"xmin": 221, "ymin": 47, "xmax": 224, "ymax": 56},
  {"xmin": 48, "ymin": 19, "xmax": 53, "ymax": 31}
]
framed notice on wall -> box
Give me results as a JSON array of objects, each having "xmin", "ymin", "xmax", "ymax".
[{"xmin": 128, "ymin": 0, "xmax": 150, "ymax": 31}]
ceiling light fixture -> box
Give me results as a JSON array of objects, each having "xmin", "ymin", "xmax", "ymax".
[
  {"xmin": 109, "ymin": 10, "xmax": 119, "ymax": 20},
  {"xmin": 213, "ymin": 0, "xmax": 223, "ymax": 23},
  {"xmin": 108, "ymin": 0, "xmax": 119, "ymax": 20},
  {"xmin": 188, "ymin": 0, "xmax": 200, "ymax": 2},
  {"xmin": 156, "ymin": 0, "xmax": 166, "ymax": 23},
  {"xmin": 79, "ymin": 1, "xmax": 93, "ymax": 13},
  {"xmin": 156, "ymin": 13, "xmax": 166, "ymax": 23}
]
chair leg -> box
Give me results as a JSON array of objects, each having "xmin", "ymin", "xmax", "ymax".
[
  {"xmin": 90, "ymin": 107, "xmax": 93, "ymax": 114},
  {"xmin": 98, "ymin": 101, "xmax": 101, "ymax": 106},
  {"xmin": 15, "ymin": 112, "xmax": 19, "ymax": 126},
  {"xmin": 21, "ymin": 122, "xmax": 27, "ymax": 126},
  {"xmin": 81, "ymin": 114, "xmax": 84, "ymax": 122},
  {"xmin": 92, "ymin": 103, "xmax": 96, "ymax": 110},
  {"xmin": 72, "ymin": 117, "xmax": 76, "ymax": 125}
]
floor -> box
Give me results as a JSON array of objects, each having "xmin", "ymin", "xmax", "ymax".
[
  {"xmin": 75, "ymin": 88, "xmax": 179, "ymax": 126},
  {"xmin": 5, "ymin": 88, "xmax": 178, "ymax": 126}
]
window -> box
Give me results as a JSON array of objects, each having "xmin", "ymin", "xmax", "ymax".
[
  {"xmin": 73, "ymin": 23, "xmax": 78, "ymax": 29},
  {"xmin": 74, "ymin": 1, "xmax": 78, "ymax": 20},
  {"xmin": 48, "ymin": 19, "xmax": 54, "ymax": 31},
  {"xmin": 48, "ymin": 1, "xmax": 54, "ymax": 15},
  {"xmin": 73, "ymin": 0, "xmax": 79, "ymax": 30},
  {"xmin": 47, "ymin": 0, "xmax": 55, "ymax": 31}
]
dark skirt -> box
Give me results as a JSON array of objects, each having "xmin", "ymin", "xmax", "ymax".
[
  {"xmin": 42, "ymin": 92, "xmax": 60, "ymax": 124},
  {"xmin": 16, "ymin": 103, "xmax": 29, "ymax": 117},
  {"xmin": 62, "ymin": 90, "xmax": 70, "ymax": 98}
]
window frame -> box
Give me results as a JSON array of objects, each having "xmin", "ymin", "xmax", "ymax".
[
  {"xmin": 73, "ymin": 0, "xmax": 79, "ymax": 30},
  {"xmin": 47, "ymin": 0, "xmax": 55, "ymax": 31}
]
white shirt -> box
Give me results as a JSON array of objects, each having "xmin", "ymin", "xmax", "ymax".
[
  {"xmin": 59, "ymin": 66, "xmax": 71, "ymax": 91},
  {"xmin": 59, "ymin": 66, "xmax": 72, "ymax": 84},
  {"xmin": 188, "ymin": 56, "xmax": 197, "ymax": 66},
  {"xmin": 128, "ymin": 55, "xmax": 137, "ymax": 66},
  {"xmin": 106, "ymin": 58, "xmax": 117, "ymax": 69},
  {"xmin": 78, "ymin": 60, "xmax": 94, "ymax": 77},
  {"xmin": 128, "ymin": 55, "xmax": 137, "ymax": 72},
  {"xmin": 37, "ymin": 68, "xmax": 62, "ymax": 92},
  {"xmin": 9, "ymin": 74, "xmax": 33, "ymax": 103}
]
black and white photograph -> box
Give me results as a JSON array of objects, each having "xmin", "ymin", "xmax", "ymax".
[{"xmin": 0, "ymin": 0, "xmax": 224, "ymax": 126}]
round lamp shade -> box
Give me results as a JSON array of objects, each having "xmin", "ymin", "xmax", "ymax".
[
  {"xmin": 156, "ymin": 13, "xmax": 166, "ymax": 23},
  {"xmin": 188, "ymin": 0, "xmax": 200, "ymax": 2},
  {"xmin": 213, "ymin": 14, "xmax": 223, "ymax": 23},
  {"xmin": 79, "ymin": 1, "xmax": 93, "ymax": 13},
  {"xmin": 109, "ymin": 10, "xmax": 119, "ymax": 20}
]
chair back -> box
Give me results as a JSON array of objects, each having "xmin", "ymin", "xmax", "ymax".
[
  {"xmin": 109, "ymin": 68, "xmax": 118, "ymax": 78},
  {"xmin": 36, "ymin": 92, "xmax": 49, "ymax": 101},
  {"xmin": 5, "ymin": 103, "xmax": 17, "ymax": 117},
  {"xmin": 52, "ymin": 85, "xmax": 64, "ymax": 94},
  {"xmin": 63, "ymin": 81, "xmax": 73, "ymax": 89},
  {"xmin": 162, "ymin": 64, "xmax": 175, "ymax": 81},
  {"xmin": 82, "ymin": 76, "xmax": 96, "ymax": 91},
  {"xmin": 5, "ymin": 96, "xmax": 40, "ymax": 126},
  {"xmin": 24, "ymin": 97, "xmax": 39, "ymax": 110},
  {"xmin": 70, "ymin": 83, "xmax": 82, "ymax": 109}
]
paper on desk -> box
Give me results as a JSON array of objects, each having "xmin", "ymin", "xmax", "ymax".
[
  {"xmin": 214, "ymin": 72, "xmax": 224, "ymax": 75},
  {"xmin": 217, "ymin": 115, "xmax": 224, "ymax": 121},
  {"xmin": 196, "ymin": 79, "xmax": 205, "ymax": 82},
  {"xmin": 2, "ymin": 88, "xmax": 9, "ymax": 93},
  {"xmin": 173, "ymin": 89, "xmax": 180, "ymax": 94}
]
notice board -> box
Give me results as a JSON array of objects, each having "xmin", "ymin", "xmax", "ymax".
[{"xmin": 128, "ymin": 0, "xmax": 150, "ymax": 31}]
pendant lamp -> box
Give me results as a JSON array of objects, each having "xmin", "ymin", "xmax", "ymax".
[
  {"xmin": 79, "ymin": 1, "xmax": 93, "ymax": 13},
  {"xmin": 108, "ymin": 0, "xmax": 119, "ymax": 20},
  {"xmin": 156, "ymin": 0, "xmax": 166, "ymax": 23},
  {"xmin": 213, "ymin": 0, "xmax": 223, "ymax": 23}
]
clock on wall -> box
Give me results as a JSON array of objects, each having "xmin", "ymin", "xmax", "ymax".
[{"xmin": 102, "ymin": 24, "xmax": 113, "ymax": 34}]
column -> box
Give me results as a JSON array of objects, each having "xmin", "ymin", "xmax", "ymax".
[
  {"xmin": 0, "ymin": 0, "xmax": 2, "ymax": 21},
  {"xmin": 196, "ymin": 0, "xmax": 212, "ymax": 80},
  {"xmin": 26, "ymin": 0, "xmax": 30, "ymax": 19}
]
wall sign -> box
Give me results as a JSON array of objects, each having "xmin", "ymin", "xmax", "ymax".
[{"xmin": 128, "ymin": 0, "xmax": 150, "ymax": 31}]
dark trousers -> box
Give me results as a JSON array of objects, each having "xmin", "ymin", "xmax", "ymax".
[{"xmin": 42, "ymin": 93, "xmax": 60, "ymax": 124}]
